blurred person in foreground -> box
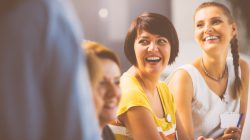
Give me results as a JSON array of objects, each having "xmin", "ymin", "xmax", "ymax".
[{"xmin": 0, "ymin": 0, "xmax": 100, "ymax": 140}]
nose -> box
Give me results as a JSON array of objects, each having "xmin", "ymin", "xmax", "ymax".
[
  {"xmin": 148, "ymin": 42, "xmax": 159, "ymax": 52},
  {"xmin": 204, "ymin": 24, "xmax": 214, "ymax": 33}
]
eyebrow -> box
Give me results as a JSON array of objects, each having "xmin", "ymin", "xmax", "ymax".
[
  {"xmin": 138, "ymin": 36, "xmax": 149, "ymax": 39},
  {"xmin": 196, "ymin": 16, "xmax": 222, "ymax": 23},
  {"xmin": 210, "ymin": 17, "xmax": 222, "ymax": 20},
  {"xmin": 137, "ymin": 35, "xmax": 166, "ymax": 40}
]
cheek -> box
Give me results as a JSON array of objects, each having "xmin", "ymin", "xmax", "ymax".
[
  {"xmin": 97, "ymin": 86, "xmax": 106, "ymax": 99},
  {"xmin": 194, "ymin": 29, "xmax": 202, "ymax": 41},
  {"xmin": 92, "ymin": 90, "xmax": 104, "ymax": 112},
  {"xmin": 134, "ymin": 49, "xmax": 145, "ymax": 64},
  {"xmin": 116, "ymin": 88, "xmax": 121, "ymax": 102},
  {"xmin": 164, "ymin": 46, "xmax": 171, "ymax": 59}
]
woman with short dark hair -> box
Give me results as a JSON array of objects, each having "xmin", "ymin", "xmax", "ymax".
[{"xmin": 113, "ymin": 12, "xmax": 187, "ymax": 140}]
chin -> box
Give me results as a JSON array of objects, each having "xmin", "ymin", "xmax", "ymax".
[
  {"xmin": 100, "ymin": 114, "xmax": 116, "ymax": 123},
  {"xmin": 146, "ymin": 68, "xmax": 162, "ymax": 74},
  {"xmin": 100, "ymin": 108, "xmax": 117, "ymax": 122}
]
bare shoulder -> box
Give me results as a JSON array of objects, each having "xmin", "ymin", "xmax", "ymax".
[
  {"xmin": 167, "ymin": 69, "xmax": 193, "ymax": 85},
  {"xmin": 239, "ymin": 59, "xmax": 249, "ymax": 76},
  {"xmin": 166, "ymin": 68, "xmax": 194, "ymax": 101},
  {"xmin": 239, "ymin": 59, "xmax": 249, "ymax": 72}
]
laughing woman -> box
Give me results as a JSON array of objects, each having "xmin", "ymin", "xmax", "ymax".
[
  {"xmin": 113, "ymin": 12, "xmax": 187, "ymax": 140},
  {"xmin": 166, "ymin": 2, "xmax": 249, "ymax": 140}
]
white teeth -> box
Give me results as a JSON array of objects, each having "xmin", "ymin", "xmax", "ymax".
[
  {"xmin": 146, "ymin": 57, "xmax": 160, "ymax": 61},
  {"xmin": 205, "ymin": 36, "xmax": 218, "ymax": 41}
]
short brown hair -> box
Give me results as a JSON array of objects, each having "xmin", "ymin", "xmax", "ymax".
[{"xmin": 124, "ymin": 12, "xmax": 179, "ymax": 65}]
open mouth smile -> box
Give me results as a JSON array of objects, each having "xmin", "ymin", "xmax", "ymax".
[{"xmin": 145, "ymin": 56, "xmax": 161, "ymax": 62}]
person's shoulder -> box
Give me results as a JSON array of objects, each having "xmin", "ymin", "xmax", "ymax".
[
  {"xmin": 167, "ymin": 67, "xmax": 193, "ymax": 85},
  {"xmin": 239, "ymin": 59, "xmax": 249, "ymax": 72},
  {"xmin": 239, "ymin": 58, "xmax": 249, "ymax": 82},
  {"xmin": 120, "ymin": 72, "xmax": 143, "ymax": 93},
  {"xmin": 166, "ymin": 64, "xmax": 195, "ymax": 100}
]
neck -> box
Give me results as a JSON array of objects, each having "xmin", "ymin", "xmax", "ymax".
[
  {"xmin": 128, "ymin": 66, "xmax": 159, "ymax": 94},
  {"xmin": 201, "ymin": 56, "xmax": 227, "ymax": 81}
]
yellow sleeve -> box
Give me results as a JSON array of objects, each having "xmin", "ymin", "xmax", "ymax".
[
  {"xmin": 117, "ymin": 74, "xmax": 152, "ymax": 117},
  {"xmin": 117, "ymin": 88, "xmax": 152, "ymax": 116}
]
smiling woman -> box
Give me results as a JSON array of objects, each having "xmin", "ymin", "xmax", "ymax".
[
  {"xmin": 110, "ymin": 12, "xmax": 188, "ymax": 140},
  {"xmin": 83, "ymin": 41, "xmax": 121, "ymax": 140},
  {"xmin": 166, "ymin": 2, "xmax": 249, "ymax": 140}
]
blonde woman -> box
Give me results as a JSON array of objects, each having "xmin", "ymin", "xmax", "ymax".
[{"xmin": 84, "ymin": 41, "xmax": 121, "ymax": 140}]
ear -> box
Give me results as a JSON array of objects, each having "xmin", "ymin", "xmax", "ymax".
[{"xmin": 231, "ymin": 22, "xmax": 237, "ymax": 37}]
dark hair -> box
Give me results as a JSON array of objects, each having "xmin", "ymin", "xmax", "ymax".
[
  {"xmin": 124, "ymin": 12, "xmax": 179, "ymax": 66},
  {"xmin": 195, "ymin": 2, "xmax": 242, "ymax": 98},
  {"xmin": 83, "ymin": 41, "xmax": 121, "ymax": 69}
]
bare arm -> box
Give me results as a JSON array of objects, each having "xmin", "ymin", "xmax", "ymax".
[
  {"xmin": 239, "ymin": 59, "xmax": 249, "ymax": 129},
  {"xmin": 167, "ymin": 70, "xmax": 194, "ymax": 140},
  {"xmin": 176, "ymin": 112, "xmax": 190, "ymax": 140},
  {"xmin": 119, "ymin": 107, "xmax": 164, "ymax": 140}
]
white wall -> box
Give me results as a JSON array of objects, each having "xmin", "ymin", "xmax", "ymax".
[{"xmin": 163, "ymin": 0, "xmax": 206, "ymax": 75}]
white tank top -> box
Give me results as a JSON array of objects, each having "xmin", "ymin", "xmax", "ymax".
[{"xmin": 176, "ymin": 57, "xmax": 240, "ymax": 139}]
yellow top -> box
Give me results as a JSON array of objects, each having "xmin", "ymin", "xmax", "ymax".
[{"xmin": 111, "ymin": 72, "xmax": 176, "ymax": 140}]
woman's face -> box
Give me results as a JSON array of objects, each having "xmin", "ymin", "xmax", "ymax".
[
  {"xmin": 99, "ymin": 58, "xmax": 121, "ymax": 125},
  {"xmin": 194, "ymin": 6, "xmax": 236, "ymax": 55},
  {"xmin": 134, "ymin": 30, "xmax": 171, "ymax": 76}
]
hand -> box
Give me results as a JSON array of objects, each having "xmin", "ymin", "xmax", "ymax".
[
  {"xmin": 197, "ymin": 136, "xmax": 214, "ymax": 140},
  {"xmin": 221, "ymin": 127, "xmax": 241, "ymax": 140}
]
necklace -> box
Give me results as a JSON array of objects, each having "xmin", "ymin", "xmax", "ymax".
[{"xmin": 201, "ymin": 58, "xmax": 227, "ymax": 82}]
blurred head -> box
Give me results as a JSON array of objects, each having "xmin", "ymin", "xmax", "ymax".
[
  {"xmin": 85, "ymin": 50, "xmax": 105, "ymax": 116},
  {"xmin": 84, "ymin": 41, "xmax": 121, "ymax": 128},
  {"xmin": 124, "ymin": 12, "xmax": 179, "ymax": 66}
]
